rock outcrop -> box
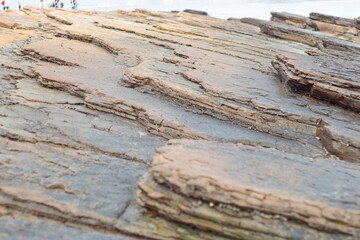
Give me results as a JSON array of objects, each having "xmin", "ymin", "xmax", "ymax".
[
  {"xmin": 309, "ymin": 12, "xmax": 359, "ymax": 29},
  {"xmin": 139, "ymin": 139, "xmax": 360, "ymax": 240},
  {"xmin": 183, "ymin": 9, "xmax": 208, "ymax": 16},
  {"xmin": 272, "ymin": 53, "xmax": 360, "ymax": 112},
  {"xmin": 267, "ymin": 12, "xmax": 360, "ymax": 42},
  {"xmin": 0, "ymin": 7, "xmax": 359, "ymax": 240},
  {"xmin": 270, "ymin": 12, "xmax": 310, "ymax": 29}
]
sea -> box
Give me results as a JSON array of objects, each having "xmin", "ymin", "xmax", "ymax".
[{"xmin": 9, "ymin": 0, "xmax": 360, "ymax": 20}]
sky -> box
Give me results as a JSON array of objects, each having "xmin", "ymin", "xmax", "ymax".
[{"xmin": 10, "ymin": 0, "xmax": 360, "ymax": 20}]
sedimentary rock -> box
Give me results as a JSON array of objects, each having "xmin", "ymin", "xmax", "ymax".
[
  {"xmin": 260, "ymin": 20, "xmax": 360, "ymax": 53},
  {"xmin": 309, "ymin": 12, "xmax": 359, "ymax": 28},
  {"xmin": 269, "ymin": 11, "xmax": 360, "ymax": 41},
  {"xmin": 183, "ymin": 9, "xmax": 208, "ymax": 16},
  {"xmin": 232, "ymin": 17, "xmax": 267, "ymax": 27},
  {"xmin": 139, "ymin": 139, "xmax": 360, "ymax": 239},
  {"xmin": 272, "ymin": 53, "xmax": 360, "ymax": 111},
  {"xmin": 0, "ymin": 7, "xmax": 359, "ymax": 240},
  {"xmin": 270, "ymin": 12, "xmax": 310, "ymax": 29}
]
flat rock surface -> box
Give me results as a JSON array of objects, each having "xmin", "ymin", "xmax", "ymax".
[
  {"xmin": 0, "ymin": 7, "xmax": 359, "ymax": 240},
  {"xmin": 139, "ymin": 139, "xmax": 360, "ymax": 239},
  {"xmin": 272, "ymin": 52, "xmax": 360, "ymax": 112}
]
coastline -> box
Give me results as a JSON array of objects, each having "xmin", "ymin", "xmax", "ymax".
[{"xmin": 7, "ymin": 0, "xmax": 360, "ymax": 19}]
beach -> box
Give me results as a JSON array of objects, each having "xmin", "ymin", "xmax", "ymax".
[{"xmin": 10, "ymin": 0, "xmax": 360, "ymax": 19}]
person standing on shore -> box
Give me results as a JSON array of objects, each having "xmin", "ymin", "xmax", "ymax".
[
  {"xmin": 3, "ymin": 0, "xmax": 9, "ymax": 10},
  {"xmin": 71, "ymin": 0, "xmax": 78, "ymax": 9},
  {"xmin": 2, "ymin": 0, "xmax": 9, "ymax": 10}
]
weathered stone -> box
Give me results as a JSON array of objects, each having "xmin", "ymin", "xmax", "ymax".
[
  {"xmin": 260, "ymin": 20, "xmax": 360, "ymax": 54},
  {"xmin": 309, "ymin": 12, "xmax": 358, "ymax": 28},
  {"xmin": 183, "ymin": 9, "xmax": 208, "ymax": 16},
  {"xmin": 309, "ymin": 20, "xmax": 359, "ymax": 38},
  {"xmin": 272, "ymin": 52, "xmax": 360, "ymax": 112},
  {"xmin": 234, "ymin": 17, "xmax": 268, "ymax": 27},
  {"xmin": 0, "ymin": 7, "xmax": 359, "ymax": 240},
  {"xmin": 138, "ymin": 139, "xmax": 360, "ymax": 239},
  {"xmin": 0, "ymin": 216, "xmax": 130, "ymax": 240},
  {"xmin": 268, "ymin": 12, "xmax": 360, "ymax": 42},
  {"xmin": 271, "ymin": 12, "xmax": 309, "ymax": 29}
]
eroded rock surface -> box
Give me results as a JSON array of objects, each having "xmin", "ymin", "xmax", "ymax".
[
  {"xmin": 267, "ymin": 11, "xmax": 360, "ymax": 42},
  {"xmin": 139, "ymin": 139, "xmax": 360, "ymax": 240},
  {"xmin": 0, "ymin": 7, "xmax": 359, "ymax": 240},
  {"xmin": 272, "ymin": 52, "xmax": 360, "ymax": 112}
]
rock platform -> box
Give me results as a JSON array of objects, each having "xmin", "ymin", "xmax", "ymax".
[{"xmin": 0, "ymin": 7, "xmax": 359, "ymax": 239}]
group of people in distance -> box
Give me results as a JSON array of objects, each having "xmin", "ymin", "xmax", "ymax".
[
  {"xmin": 42, "ymin": 0, "xmax": 78, "ymax": 9},
  {"xmin": 1, "ymin": 0, "xmax": 10, "ymax": 10},
  {"xmin": 70, "ymin": 0, "xmax": 78, "ymax": 9},
  {"xmin": 46, "ymin": 0, "xmax": 64, "ymax": 8},
  {"xmin": 1, "ymin": 0, "xmax": 78, "ymax": 10}
]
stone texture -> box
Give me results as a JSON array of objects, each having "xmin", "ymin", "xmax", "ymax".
[
  {"xmin": 270, "ymin": 12, "xmax": 310, "ymax": 29},
  {"xmin": 0, "ymin": 7, "xmax": 359, "ymax": 240},
  {"xmin": 183, "ymin": 9, "xmax": 208, "ymax": 16},
  {"xmin": 138, "ymin": 139, "xmax": 360, "ymax": 240},
  {"xmin": 309, "ymin": 12, "xmax": 359, "ymax": 28},
  {"xmin": 260, "ymin": 20, "xmax": 360, "ymax": 53},
  {"xmin": 0, "ymin": 216, "xmax": 130, "ymax": 240},
  {"xmin": 272, "ymin": 52, "xmax": 360, "ymax": 112},
  {"xmin": 233, "ymin": 17, "xmax": 267, "ymax": 27},
  {"xmin": 269, "ymin": 12, "xmax": 360, "ymax": 42}
]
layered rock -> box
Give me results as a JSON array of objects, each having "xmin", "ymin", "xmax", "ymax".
[
  {"xmin": 260, "ymin": 20, "xmax": 360, "ymax": 53},
  {"xmin": 183, "ymin": 9, "xmax": 208, "ymax": 16},
  {"xmin": 0, "ymin": 7, "xmax": 359, "ymax": 240},
  {"xmin": 138, "ymin": 139, "xmax": 360, "ymax": 239},
  {"xmin": 272, "ymin": 53, "xmax": 360, "ymax": 112},
  {"xmin": 268, "ymin": 12, "xmax": 360, "ymax": 42},
  {"xmin": 270, "ymin": 12, "xmax": 310, "ymax": 29},
  {"xmin": 272, "ymin": 52, "xmax": 360, "ymax": 161},
  {"xmin": 309, "ymin": 12, "xmax": 359, "ymax": 29}
]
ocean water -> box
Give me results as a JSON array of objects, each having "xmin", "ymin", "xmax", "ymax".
[{"xmin": 9, "ymin": 0, "xmax": 360, "ymax": 20}]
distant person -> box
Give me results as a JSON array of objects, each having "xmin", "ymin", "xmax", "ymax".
[
  {"xmin": 40, "ymin": 0, "xmax": 44, "ymax": 8},
  {"xmin": 18, "ymin": 1, "xmax": 21, "ymax": 9},
  {"xmin": 60, "ymin": 1, "xmax": 64, "ymax": 8},
  {"xmin": 3, "ymin": 0, "xmax": 9, "ymax": 10},
  {"xmin": 71, "ymin": 0, "xmax": 78, "ymax": 10},
  {"xmin": 54, "ymin": 0, "xmax": 59, "ymax": 8}
]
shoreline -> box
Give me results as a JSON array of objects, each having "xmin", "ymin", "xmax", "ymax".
[{"xmin": 6, "ymin": 0, "xmax": 360, "ymax": 20}]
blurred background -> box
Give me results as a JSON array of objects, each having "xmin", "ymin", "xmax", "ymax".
[{"xmin": 9, "ymin": 0, "xmax": 360, "ymax": 20}]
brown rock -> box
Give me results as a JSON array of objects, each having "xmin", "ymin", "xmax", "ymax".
[
  {"xmin": 260, "ymin": 21, "xmax": 360, "ymax": 54},
  {"xmin": 310, "ymin": 12, "xmax": 358, "ymax": 28},
  {"xmin": 265, "ymin": 12, "xmax": 360, "ymax": 42},
  {"xmin": 0, "ymin": 7, "xmax": 359, "ymax": 240},
  {"xmin": 272, "ymin": 52, "xmax": 360, "ymax": 112},
  {"xmin": 272, "ymin": 52, "xmax": 360, "ymax": 161},
  {"xmin": 271, "ymin": 12, "xmax": 309, "ymax": 29},
  {"xmin": 183, "ymin": 9, "xmax": 208, "ymax": 16},
  {"xmin": 309, "ymin": 20, "xmax": 359, "ymax": 37},
  {"xmin": 138, "ymin": 139, "xmax": 360, "ymax": 239},
  {"xmin": 232, "ymin": 17, "xmax": 268, "ymax": 27}
]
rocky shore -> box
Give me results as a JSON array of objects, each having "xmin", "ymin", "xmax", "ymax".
[{"xmin": 0, "ymin": 7, "xmax": 359, "ymax": 239}]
